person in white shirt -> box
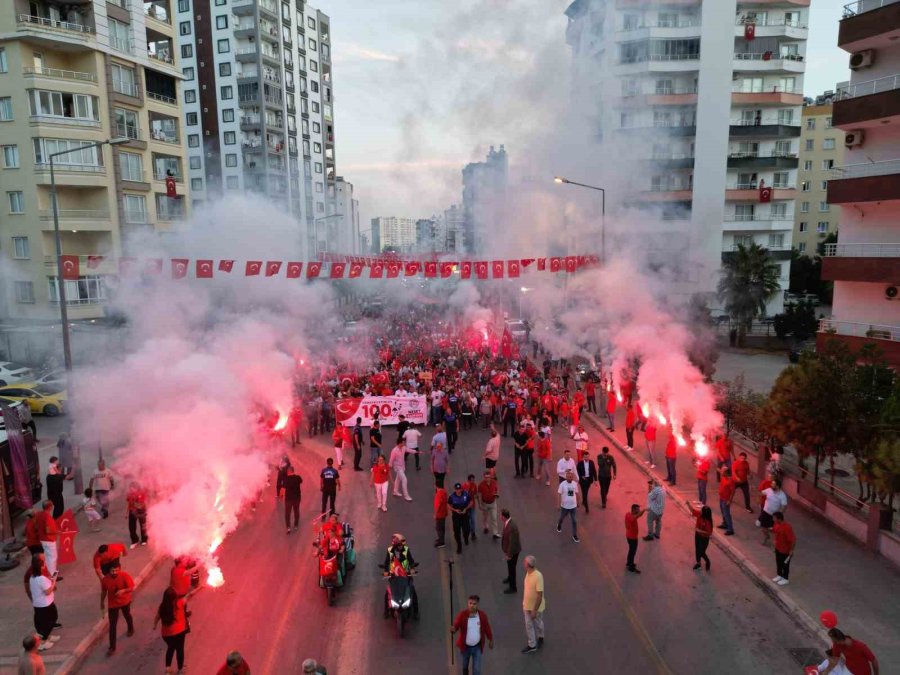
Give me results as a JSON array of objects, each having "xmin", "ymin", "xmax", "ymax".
[
  {"xmin": 389, "ymin": 440, "xmax": 412, "ymax": 501},
  {"xmin": 402, "ymin": 426, "xmax": 422, "ymax": 471},
  {"xmin": 556, "ymin": 449, "xmax": 576, "ymax": 484},
  {"xmin": 758, "ymin": 478, "xmax": 788, "ymax": 546},
  {"xmin": 572, "ymin": 425, "xmax": 589, "ymax": 455},
  {"xmin": 430, "ymin": 389, "xmax": 445, "ymax": 426},
  {"xmin": 556, "ymin": 471, "xmax": 580, "ymax": 542},
  {"xmin": 28, "ymin": 556, "xmax": 60, "ymax": 647}
]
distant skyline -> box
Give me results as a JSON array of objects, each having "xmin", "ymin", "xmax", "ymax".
[{"xmin": 326, "ymin": 0, "xmax": 850, "ymax": 225}]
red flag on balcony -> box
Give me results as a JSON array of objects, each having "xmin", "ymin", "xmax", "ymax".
[
  {"xmin": 306, "ymin": 261, "xmax": 322, "ymax": 278},
  {"xmin": 196, "ymin": 260, "xmax": 214, "ymax": 278},
  {"xmin": 508, "ymin": 260, "xmax": 521, "ymax": 278},
  {"xmin": 286, "ymin": 262, "xmax": 303, "ymax": 278},
  {"xmin": 405, "ymin": 261, "xmax": 420, "ymax": 277},
  {"xmin": 492, "ymin": 260, "xmax": 504, "ymax": 279},
  {"xmin": 87, "ymin": 255, "xmax": 104, "ymax": 270},
  {"xmin": 165, "ymin": 175, "xmax": 177, "ymax": 198},
  {"xmin": 171, "ymin": 258, "xmax": 189, "ymax": 279},
  {"xmin": 744, "ymin": 23, "xmax": 755, "ymax": 41},
  {"xmin": 537, "ymin": 258, "xmax": 547, "ymax": 271},
  {"xmin": 424, "ymin": 261, "xmax": 437, "ymax": 278},
  {"xmin": 60, "ymin": 255, "xmax": 79, "ymax": 280},
  {"xmin": 565, "ymin": 256, "xmax": 578, "ymax": 273},
  {"xmin": 245, "ymin": 261, "xmax": 262, "ymax": 276},
  {"xmin": 265, "ymin": 261, "xmax": 282, "ymax": 277},
  {"xmin": 144, "ymin": 258, "xmax": 162, "ymax": 276},
  {"xmin": 219, "ymin": 259, "xmax": 234, "ymax": 273},
  {"xmin": 386, "ymin": 262, "xmax": 401, "ymax": 278},
  {"xmin": 549, "ymin": 257, "xmax": 562, "ymax": 273},
  {"xmin": 460, "ymin": 261, "xmax": 472, "ymax": 279},
  {"xmin": 330, "ymin": 262, "xmax": 346, "ymax": 278},
  {"xmin": 370, "ymin": 261, "xmax": 384, "ymax": 278},
  {"xmin": 475, "ymin": 261, "xmax": 489, "ymax": 280},
  {"xmin": 759, "ymin": 180, "xmax": 772, "ymax": 203},
  {"xmin": 349, "ymin": 262, "xmax": 363, "ymax": 278}
]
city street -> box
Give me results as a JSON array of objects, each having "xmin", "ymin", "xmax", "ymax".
[{"xmin": 68, "ymin": 421, "xmax": 814, "ymax": 674}]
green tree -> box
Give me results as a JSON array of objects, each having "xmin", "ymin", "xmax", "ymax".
[
  {"xmin": 717, "ymin": 243, "xmax": 781, "ymax": 347},
  {"xmin": 686, "ymin": 294, "xmax": 719, "ymax": 381},
  {"xmin": 789, "ymin": 252, "xmax": 822, "ymax": 296}
]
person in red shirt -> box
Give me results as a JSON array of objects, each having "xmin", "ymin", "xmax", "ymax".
[
  {"xmin": 170, "ymin": 557, "xmax": 197, "ymax": 598},
  {"xmin": 625, "ymin": 503, "xmax": 647, "ymax": 574},
  {"xmin": 24, "ymin": 511, "xmax": 43, "ymax": 554},
  {"xmin": 717, "ymin": 468, "xmax": 736, "ymax": 535},
  {"xmin": 771, "ymin": 511, "xmax": 796, "ymax": 585},
  {"xmin": 477, "ymin": 472, "xmax": 500, "ymax": 538},
  {"xmin": 100, "ymin": 562, "xmax": 135, "ymax": 655},
  {"xmin": 450, "ymin": 595, "xmax": 494, "ymax": 672},
  {"xmin": 35, "ymin": 501, "xmax": 60, "ymax": 577},
  {"xmin": 605, "ymin": 395, "xmax": 616, "ymax": 431},
  {"xmin": 664, "ymin": 434, "xmax": 677, "ymax": 485},
  {"xmin": 434, "ymin": 485, "xmax": 449, "ymax": 548},
  {"xmin": 93, "ymin": 543, "xmax": 128, "ymax": 581},
  {"xmin": 464, "ymin": 474, "xmax": 479, "ymax": 540},
  {"xmin": 585, "ymin": 380, "xmax": 596, "ymax": 413},
  {"xmin": 758, "ymin": 474, "xmax": 773, "ymax": 510},
  {"xmin": 691, "ymin": 505, "xmax": 714, "ymax": 571},
  {"xmin": 126, "ymin": 481, "xmax": 148, "ymax": 549},
  {"xmin": 536, "ymin": 431, "xmax": 552, "ymax": 485},
  {"xmin": 732, "ymin": 452, "xmax": 753, "ymax": 513},
  {"xmin": 827, "ymin": 628, "xmax": 879, "ymax": 675},
  {"xmin": 153, "ymin": 587, "xmax": 191, "ymax": 674},
  {"xmin": 715, "ymin": 435, "xmax": 734, "ymax": 480},
  {"xmin": 696, "ymin": 454, "xmax": 711, "ymax": 505},
  {"xmin": 625, "ymin": 406, "xmax": 636, "ymax": 450},
  {"xmin": 216, "ymin": 651, "xmax": 251, "ymax": 675},
  {"xmin": 371, "ymin": 455, "xmax": 390, "ymax": 513}
]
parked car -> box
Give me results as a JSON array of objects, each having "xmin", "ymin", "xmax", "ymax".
[
  {"xmin": 0, "ymin": 384, "xmax": 67, "ymax": 416},
  {"xmin": 0, "ymin": 362, "xmax": 34, "ymax": 387},
  {"xmin": 32, "ymin": 369, "xmax": 67, "ymax": 388},
  {"xmin": 504, "ymin": 319, "xmax": 528, "ymax": 342},
  {"xmin": 789, "ymin": 339, "xmax": 817, "ymax": 363}
]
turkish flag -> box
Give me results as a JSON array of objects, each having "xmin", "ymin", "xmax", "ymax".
[
  {"xmin": 744, "ymin": 22, "xmax": 755, "ymax": 41},
  {"xmin": 387, "ymin": 262, "xmax": 401, "ymax": 278},
  {"xmin": 405, "ymin": 261, "xmax": 420, "ymax": 277},
  {"xmin": 334, "ymin": 398, "xmax": 364, "ymax": 425},
  {"xmin": 119, "ymin": 257, "xmax": 137, "ymax": 276},
  {"xmin": 424, "ymin": 261, "xmax": 437, "ymax": 278},
  {"xmin": 307, "ymin": 262, "xmax": 322, "ymax": 278},
  {"xmin": 508, "ymin": 260, "xmax": 521, "ymax": 278},
  {"xmin": 349, "ymin": 262, "xmax": 363, "ymax": 278},
  {"xmin": 87, "ymin": 255, "xmax": 104, "ymax": 270},
  {"xmin": 330, "ymin": 262, "xmax": 346, "ymax": 278},
  {"xmin": 537, "ymin": 258, "xmax": 547, "ymax": 271},
  {"xmin": 577, "ymin": 255, "xmax": 586, "ymax": 268},
  {"xmin": 245, "ymin": 260, "xmax": 262, "ymax": 276},
  {"xmin": 550, "ymin": 257, "xmax": 562, "ymax": 273},
  {"xmin": 196, "ymin": 259, "xmax": 214, "ymax": 278},
  {"xmin": 265, "ymin": 261, "xmax": 282, "ymax": 277},
  {"xmin": 460, "ymin": 262, "xmax": 472, "ymax": 279},
  {"xmin": 286, "ymin": 262, "xmax": 303, "ymax": 278},
  {"xmin": 501, "ymin": 327, "xmax": 513, "ymax": 360},
  {"xmin": 144, "ymin": 258, "xmax": 162, "ymax": 276},
  {"xmin": 760, "ymin": 186, "xmax": 772, "ymax": 203},
  {"xmin": 219, "ymin": 260, "xmax": 234, "ymax": 273},
  {"xmin": 56, "ymin": 509, "xmax": 79, "ymax": 565},
  {"xmin": 440, "ymin": 262, "xmax": 455, "ymax": 278},
  {"xmin": 475, "ymin": 261, "xmax": 489, "ymax": 280},
  {"xmin": 565, "ymin": 256, "xmax": 577, "ymax": 273},
  {"xmin": 520, "ymin": 258, "xmax": 535, "ymax": 268},
  {"xmin": 59, "ymin": 255, "xmax": 80, "ymax": 280},
  {"xmin": 171, "ymin": 258, "xmax": 189, "ymax": 279},
  {"xmin": 492, "ymin": 260, "xmax": 504, "ymax": 279},
  {"xmin": 370, "ymin": 261, "xmax": 384, "ymax": 278},
  {"xmin": 165, "ymin": 175, "xmax": 177, "ymax": 198}
]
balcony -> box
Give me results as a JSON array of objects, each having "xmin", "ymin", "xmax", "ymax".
[
  {"xmin": 822, "ymin": 242, "xmax": 900, "ymax": 282},
  {"xmin": 615, "ymin": 20, "xmax": 702, "ymax": 41},
  {"xmin": 731, "ymin": 89, "xmax": 804, "ymax": 106},
  {"xmin": 828, "ymin": 159, "xmax": 900, "ymax": 203},
  {"xmin": 144, "ymin": 1, "xmax": 171, "ymax": 26},
  {"xmin": 22, "ymin": 66, "xmax": 97, "ymax": 85},
  {"xmin": 618, "ymin": 53, "xmax": 701, "ymax": 72},
  {"xmin": 733, "ymin": 52, "xmax": 806, "ymax": 73},
  {"xmin": 146, "ymin": 91, "xmax": 177, "ymax": 106},
  {"xmin": 619, "ymin": 122, "xmax": 696, "ymax": 136},
  {"xmin": 733, "ymin": 18, "xmax": 808, "ymax": 40},
  {"xmin": 235, "ymin": 46, "xmax": 258, "ymax": 62},
  {"xmin": 818, "ymin": 319, "xmax": 900, "ymax": 368},
  {"xmin": 722, "ymin": 214, "xmax": 795, "ymax": 231},
  {"xmin": 839, "ymin": 0, "xmax": 900, "ymax": 52},
  {"xmin": 240, "ymin": 114, "xmax": 261, "ymax": 130},
  {"xmin": 729, "ymin": 121, "xmax": 801, "ymax": 138},
  {"xmin": 833, "ymin": 74, "xmax": 900, "ymax": 128},
  {"xmin": 43, "ymin": 254, "xmax": 116, "ymax": 274},
  {"xmin": 29, "ymin": 113, "xmax": 101, "ymax": 129},
  {"xmin": 722, "ymin": 243, "xmax": 792, "ymax": 260},
  {"xmin": 621, "ymin": 87, "xmax": 697, "ymax": 106},
  {"xmin": 638, "ymin": 185, "xmax": 693, "ymax": 202},
  {"xmin": 726, "ymin": 151, "xmax": 799, "ymax": 169},
  {"xmin": 647, "ymin": 154, "xmax": 695, "ymax": 169},
  {"xmin": 38, "ymin": 209, "xmax": 113, "ymax": 230},
  {"xmin": 725, "ymin": 185, "xmax": 796, "ymax": 201},
  {"xmin": 16, "ymin": 14, "xmax": 96, "ymax": 46}
]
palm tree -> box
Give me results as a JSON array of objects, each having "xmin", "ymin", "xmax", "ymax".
[{"xmin": 717, "ymin": 243, "xmax": 781, "ymax": 347}]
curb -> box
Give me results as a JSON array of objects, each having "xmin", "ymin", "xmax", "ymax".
[
  {"xmin": 581, "ymin": 412, "xmax": 831, "ymax": 647},
  {"xmin": 54, "ymin": 552, "xmax": 167, "ymax": 675}
]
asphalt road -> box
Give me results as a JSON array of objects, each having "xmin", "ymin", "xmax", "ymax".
[{"xmin": 76, "ymin": 421, "xmax": 817, "ymax": 674}]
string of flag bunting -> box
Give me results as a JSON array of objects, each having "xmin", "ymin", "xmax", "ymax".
[{"xmin": 57, "ymin": 254, "xmax": 600, "ymax": 281}]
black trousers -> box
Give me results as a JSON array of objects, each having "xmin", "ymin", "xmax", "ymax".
[
  {"xmin": 353, "ymin": 446, "xmax": 362, "ymax": 470},
  {"xmin": 446, "ymin": 427, "xmax": 458, "ymax": 453},
  {"xmin": 108, "ymin": 603, "xmax": 134, "ymax": 649},
  {"xmin": 451, "ymin": 513, "xmax": 470, "ymax": 552},
  {"xmin": 502, "ymin": 414, "xmax": 516, "ymax": 437},
  {"xmin": 775, "ymin": 551, "xmax": 791, "ymax": 580},
  {"xmin": 285, "ymin": 499, "xmax": 300, "ymax": 528},
  {"xmin": 522, "ymin": 451, "xmax": 534, "ymax": 476},
  {"xmin": 579, "ymin": 480, "xmax": 593, "ymax": 511},
  {"xmin": 128, "ymin": 512, "xmax": 148, "ymax": 544},
  {"xmin": 695, "ymin": 534, "xmax": 711, "ymax": 566},
  {"xmin": 513, "ymin": 448, "xmax": 524, "ymax": 476},
  {"xmin": 505, "ymin": 552, "xmax": 520, "ymax": 590},
  {"xmin": 626, "ymin": 538, "xmax": 638, "ymax": 568},
  {"xmin": 33, "ymin": 602, "xmax": 58, "ymax": 640},
  {"xmin": 433, "ymin": 472, "xmax": 446, "ymax": 488},
  {"xmin": 321, "ymin": 490, "xmax": 336, "ymax": 516},
  {"xmin": 163, "ymin": 631, "xmax": 186, "ymax": 669},
  {"xmin": 735, "ymin": 482, "xmax": 751, "ymax": 509},
  {"xmin": 587, "ymin": 396, "xmax": 596, "ymax": 413},
  {"xmin": 598, "ymin": 477, "xmax": 612, "ymax": 506},
  {"xmin": 435, "ymin": 518, "xmax": 446, "ymax": 545},
  {"xmin": 626, "ymin": 427, "xmax": 635, "ymax": 448}
]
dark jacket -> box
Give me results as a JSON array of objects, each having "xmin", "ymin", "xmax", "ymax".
[
  {"xmin": 597, "ymin": 453, "xmax": 617, "ymax": 479},
  {"xmin": 501, "ymin": 518, "xmax": 521, "ymax": 558},
  {"xmin": 576, "ymin": 458, "xmax": 597, "ymax": 483}
]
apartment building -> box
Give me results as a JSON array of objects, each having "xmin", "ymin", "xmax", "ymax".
[
  {"xmin": 333, "ymin": 176, "xmax": 358, "ymax": 253},
  {"xmin": 0, "ymin": 0, "xmax": 189, "ymax": 323},
  {"xmin": 175, "ymin": 0, "xmax": 334, "ymax": 259},
  {"xmin": 370, "ymin": 216, "xmax": 416, "ymax": 253},
  {"xmin": 462, "ymin": 145, "xmax": 507, "ymax": 255},
  {"xmin": 564, "ymin": 0, "xmax": 809, "ymax": 314},
  {"xmin": 820, "ymin": 0, "xmax": 900, "ymax": 368},
  {"xmin": 795, "ymin": 98, "xmax": 844, "ymax": 255}
]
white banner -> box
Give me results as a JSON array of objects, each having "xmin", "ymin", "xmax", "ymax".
[{"xmin": 335, "ymin": 395, "xmax": 428, "ymax": 427}]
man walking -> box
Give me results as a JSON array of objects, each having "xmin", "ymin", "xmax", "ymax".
[
  {"xmin": 696, "ymin": 452, "xmax": 711, "ymax": 506},
  {"xmin": 451, "ymin": 595, "xmax": 494, "ymax": 675},
  {"xmin": 389, "ymin": 439, "xmax": 412, "ymax": 502},
  {"xmin": 431, "ymin": 441, "xmax": 449, "ymax": 489},
  {"xmin": 403, "ymin": 423, "xmax": 422, "ymax": 471},
  {"xmin": 664, "ymin": 434, "xmax": 677, "ymax": 485},
  {"xmin": 371, "ymin": 455, "xmax": 390, "ymax": 513},
  {"xmin": 512, "ymin": 426, "xmax": 527, "ymax": 478},
  {"xmin": 596, "ymin": 446, "xmax": 617, "ymax": 509},
  {"xmin": 34, "ymin": 501, "xmax": 59, "ymax": 578},
  {"xmin": 572, "ymin": 424, "xmax": 589, "ymax": 458},
  {"xmin": 501, "ymin": 508, "xmax": 521, "ymax": 593},
  {"xmin": 369, "ymin": 420, "xmax": 382, "ymax": 468},
  {"xmin": 643, "ymin": 480, "xmax": 664, "ymax": 541},
  {"xmin": 283, "ymin": 465, "xmax": 302, "ymax": 533},
  {"xmin": 717, "ymin": 467, "xmax": 736, "ymax": 536},
  {"xmin": 556, "ymin": 470, "xmax": 580, "ymax": 543},
  {"xmin": 771, "ymin": 511, "xmax": 796, "ymax": 586},
  {"xmin": 434, "ymin": 484, "xmax": 449, "ymax": 548},
  {"xmin": 626, "ymin": 504, "xmax": 646, "ymax": 574},
  {"xmin": 733, "ymin": 452, "xmax": 752, "ymax": 512},
  {"xmin": 644, "ymin": 418, "xmax": 657, "ymax": 468},
  {"xmin": 605, "ymin": 394, "xmax": 616, "ymax": 431},
  {"xmin": 576, "ymin": 451, "xmax": 596, "ymax": 513},
  {"xmin": 352, "ymin": 417, "xmax": 364, "ymax": 471},
  {"xmin": 90, "ymin": 460, "xmax": 114, "ymax": 519},
  {"xmin": 477, "ymin": 472, "xmax": 500, "ymax": 538},
  {"xmin": 827, "ymin": 628, "xmax": 880, "ymax": 675},
  {"xmin": 483, "ymin": 427, "xmax": 500, "ymax": 470},
  {"xmin": 448, "ymin": 483, "xmax": 473, "ymax": 554},
  {"xmin": 319, "ymin": 458, "xmax": 341, "ymax": 516},
  {"xmin": 100, "ymin": 562, "xmax": 135, "ymax": 656},
  {"xmin": 585, "ymin": 379, "xmax": 596, "ymax": 413},
  {"xmin": 556, "ymin": 448, "xmax": 575, "ymax": 484},
  {"xmin": 521, "ymin": 555, "xmax": 545, "ymax": 654}
]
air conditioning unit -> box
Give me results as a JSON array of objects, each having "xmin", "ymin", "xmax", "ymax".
[
  {"xmin": 886, "ymin": 286, "xmax": 898, "ymax": 301},
  {"xmin": 849, "ymin": 50, "xmax": 874, "ymax": 70},
  {"xmin": 845, "ymin": 130, "xmax": 865, "ymax": 148}
]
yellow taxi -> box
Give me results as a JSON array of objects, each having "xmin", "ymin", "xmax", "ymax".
[{"xmin": 0, "ymin": 383, "xmax": 67, "ymax": 416}]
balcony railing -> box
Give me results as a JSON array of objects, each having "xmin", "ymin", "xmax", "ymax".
[
  {"xmin": 38, "ymin": 209, "xmax": 111, "ymax": 220},
  {"xmin": 34, "ymin": 162, "xmax": 104, "ymax": 173},
  {"xmin": 236, "ymin": 46, "xmax": 258, "ymax": 57},
  {"xmin": 725, "ymin": 244, "xmax": 791, "ymax": 251},
  {"xmin": 823, "ymin": 242, "xmax": 900, "ymax": 257},
  {"xmin": 729, "ymin": 183, "xmax": 795, "ymax": 190},
  {"xmin": 648, "ymin": 184, "xmax": 692, "ymax": 192},
  {"xmin": 157, "ymin": 211, "xmax": 183, "ymax": 222},
  {"xmin": 114, "ymin": 122, "xmax": 141, "ymax": 140},
  {"xmin": 153, "ymin": 170, "xmax": 182, "ymax": 181},
  {"xmin": 734, "ymin": 52, "xmax": 805, "ymax": 63},
  {"xmin": 730, "ymin": 118, "xmax": 800, "ymax": 127},
  {"xmin": 830, "ymin": 159, "xmax": 900, "ymax": 181},
  {"xmin": 148, "ymin": 50, "xmax": 175, "ymax": 65},
  {"xmin": 836, "ymin": 73, "xmax": 900, "ymax": 100},
  {"xmin": 29, "ymin": 114, "xmax": 100, "ymax": 128},
  {"xmin": 144, "ymin": 3, "xmax": 170, "ymax": 23},
  {"xmin": 111, "ymin": 37, "xmax": 135, "ymax": 55},
  {"xmin": 146, "ymin": 91, "xmax": 177, "ymax": 105},
  {"xmin": 820, "ymin": 319, "xmax": 900, "ymax": 342},
  {"xmin": 727, "ymin": 151, "xmax": 798, "ymax": 159},
  {"xmin": 113, "ymin": 80, "xmax": 140, "ymax": 97},
  {"xmin": 149, "ymin": 128, "xmax": 179, "ymax": 144},
  {"xmin": 17, "ymin": 14, "xmax": 94, "ymax": 34},
  {"xmin": 620, "ymin": 53, "xmax": 701, "ymax": 64},
  {"xmin": 843, "ymin": 0, "xmax": 900, "ymax": 18},
  {"xmin": 22, "ymin": 66, "xmax": 97, "ymax": 82},
  {"xmin": 43, "ymin": 254, "xmax": 112, "ymax": 268},
  {"xmin": 732, "ymin": 86, "xmax": 801, "ymax": 95},
  {"xmin": 618, "ymin": 19, "xmax": 701, "ymax": 30},
  {"xmin": 724, "ymin": 213, "xmax": 793, "ymax": 221},
  {"xmin": 735, "ymin": 18, "xmax": 808, "ymax": 28}
]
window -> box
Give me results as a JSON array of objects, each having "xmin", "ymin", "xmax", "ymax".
[
  {"xmin": 223, "ymin": 131, "xmax": 235, "ymax": 144},
  {"xmin": 798, "ymin": 242, "xmax": 806, "ymax": 253},
  {"xmin": 302, "ymin": 139, "xmax": 310, "ymax": 155},
  {"xmin": 310, "ymin": 60, "xmax": 318, "ymax": 72},
  {"xmin": 801, "ymin": 180, "xmax": 810, "ymax": 192},
  {"xmin": 12, "ymin": 237, "xmax": 30, "ymax": 259},
  {"xmin": 800, "ymin": 201, "xmax": 810, "ymax": 213},
  {"xmin": 313, "ymin": 141, "xmax": 321, "ymax": 153},
  {"xmin": 178, "ymin": 0, "xmax": 189, "ymax": 11},
  {"xmin": 314, "ymin": 161, "xmax": 322, "ymax": 173},
  {"xmin": 768, "ymin": 233, "xmax": 784, "ymax": 249},
  {"xmin": 216, "ymin": 15, "xmax": 228, "ymax": 29},
  {"xmin": 220, "ymin": 85, "xmax": 233, "ymax": 100},
  {"xmin": 188, "ymin": 134, "xmax": 199, "ymax": 148},
  {"xmin": 33, "ymin": 138, "xmax": 103, "ymax": 167},
  {"xmin": 186, "ymin": 112, "xmax": 198, "ymax": 126},
  {"xmin": 226, "ymin": 175, "xmax": 239, "ymax": 189},
  {"xmin": 222, "ymin": 108, "xmax": 234, "ymax": 122},
  {"xmin": 315, "ymin": 182, "xmax": 323, "ymax": 193},
  {"xmin": 799, "ymin": 222, "xmax": 807, "ymax": 232},
  {"xmin": 225, "ymin": 153, "xmax": 237, "ymax": 167},
  {"xmin": 1, "ymin": 97, "xmax": 14, "ymax": 120},
  {"xmin": 14, "ymin": 281, "xmax": 34, "ymax": 304},
  {"xmin": 773, "ymin": 172, "xmax": 789, "ymax": 188},
  {"xmin": 777, "ymin": 109, "xmax": 794, "ymax": 125},
  {"xmin": 109, "ymin": 19, "xmax": 131, "ymax": 53},
  {"xmin": 219, "ymin": 62, "xmax": 231, "ymax": 77},
  {"xmin": 29, "ymin": 90, "xmax": 100, "ymax": 122},
  {"xmin": 48, "ymin": 275, "xmax": 107, "ymax": 305},
  {"xmin": 817, "ymin": 222, "xmax": 829, "ymax": 233},
  {"xmin": 803, "ymin": 160, "xmax": 812, "ymax": 171},
  {"xmin": 806, "ymin": 118, "xmax": 815, "ymax": 130},
  {"xmin": 181, "ymin": 44, "xmax": 193, "ymax": 59},
  {"xmin": 805, "ymin": 139, "xmax": 814, "ymax": 151},
  {"xmin": 189, "ymin": 156, "xmax": 201, "ymax": 169},
  {"xmin": 771, "ymin": 203, "xmax": 788, "ymax": 218},
  {"xmin": 217, "ymin": 39, "xmax": 230, "ymax": 53},
  {"xmin": 183, "ymin": 66, "xmax": 194, "ymax": 81},
  {"xmin": 180, "ymin": 21, "xmax": 191, "ymax": 36},
  {"xmin": 191, "ymin": 178, "xmax": 203, "ymax": 191},
  {"xmin": 309, "ymin": 38, "xmax": 317, "ymax": 51},
  {"xmin": 825, "ymin": 117, "xmax": 832, "ymax": 129},
  {"xmin": 308, "ymin": 16, "xmax": 316, "ymax": 29},
  {"xmin": 0, "ymin": 48, "xmax": 7, "ymax": 73},
  {"xmin": 215, "ymin": 0, "xmax": 226, "ymax": 4},
  {"xmin": 821, "ymin": 180, "xmax": 828, "ymax": 191},
  {"xmin": 113, "ymin": 107, "xmax": 139, "ymax": 139},
  {"xmin": 823, "ymin": 159, "xmax": 834, "ymax": 170},
  {"xmin": 184, "ymin": 89, "xmax": 196, "ymax": 104},
  {"xmin": 123, "ymin": 194, "xmax": 147, "ymax": 222},
  {"xmin": 311, "ymin": 80, "xmax": 319, "ymax": 93},
  {"xmin": 111, "ymin": 64, "xmax": 136, "ymax": 96},
  {"xmin": 3, "ymin": 145, "xmax": 19, "ymax": 168},
  {"xmin": 819, "ymin": 201, "xmax": 829, "ymax": 212},
  {"xmin": 8, "ymin": 191, "xmax": 24, "ymax": 213},
  {"xmin": 119, "ymin": 151, "xmax": 143, "ymax": 181},
  {"xmin": 735, "ymin": 204, "xmax": 755, "ymax": 220},
  {"xmin": 823, "ymin": 138, "xmax": 835, "ymax": 150}
]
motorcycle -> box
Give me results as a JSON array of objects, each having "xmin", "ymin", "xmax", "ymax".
[
  {"xmin": 379, "ymin": 562, "xmax": 418, "ymax": 637},
  {"xmin": 313, "ymin": 518, "xmax": 355, "ymax": 606}
]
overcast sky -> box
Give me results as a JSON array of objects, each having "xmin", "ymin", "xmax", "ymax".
[{"xmin": 325, "ymin": 0, "xmax": 850, "ymax": 226}]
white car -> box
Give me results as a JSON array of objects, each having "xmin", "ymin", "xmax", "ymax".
[
  {"xmin": 32, "ymin": 369, "xmax": 67, "ymax": 388},
  {"xmin": 504, "ymin": 320, "xmax": 528, "ymax": 341},
  {"xmin": 0, "ymin": 362, "xmax": 34, "ymax": 387}
]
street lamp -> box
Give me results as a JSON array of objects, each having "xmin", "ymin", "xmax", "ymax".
[
  {"xmin": 314, "ymin": 213, "xmax": 344, "ymax": 255},
  {"xmin": 553, "ymin": 175, "xmax": 607, "ymax": 264}
]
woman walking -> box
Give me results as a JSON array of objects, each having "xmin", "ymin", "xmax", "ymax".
[
  {"xmin": 692, "ymin": 505, "xmax": 713, "ymax": 571},
  {"xmin": 29, "ymin": 556, "xmax": 60, "ymax": 650},
  {"xmin": 153, "ymin": 587, "xmax": 189, "ymax": 674}
]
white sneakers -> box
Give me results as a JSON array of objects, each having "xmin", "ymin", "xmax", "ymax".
[
  {"xmin": 772, "ymin": 575, "xmax": 783, "ymax": 582},
  {"xmin": 777, "ymin": 578, "xmax": 789, "ymax": 586}
]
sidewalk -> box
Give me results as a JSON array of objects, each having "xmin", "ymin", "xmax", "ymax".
[{"xmin": 583, "ymin": 397, "xmax": 900, "ymax": 666}]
